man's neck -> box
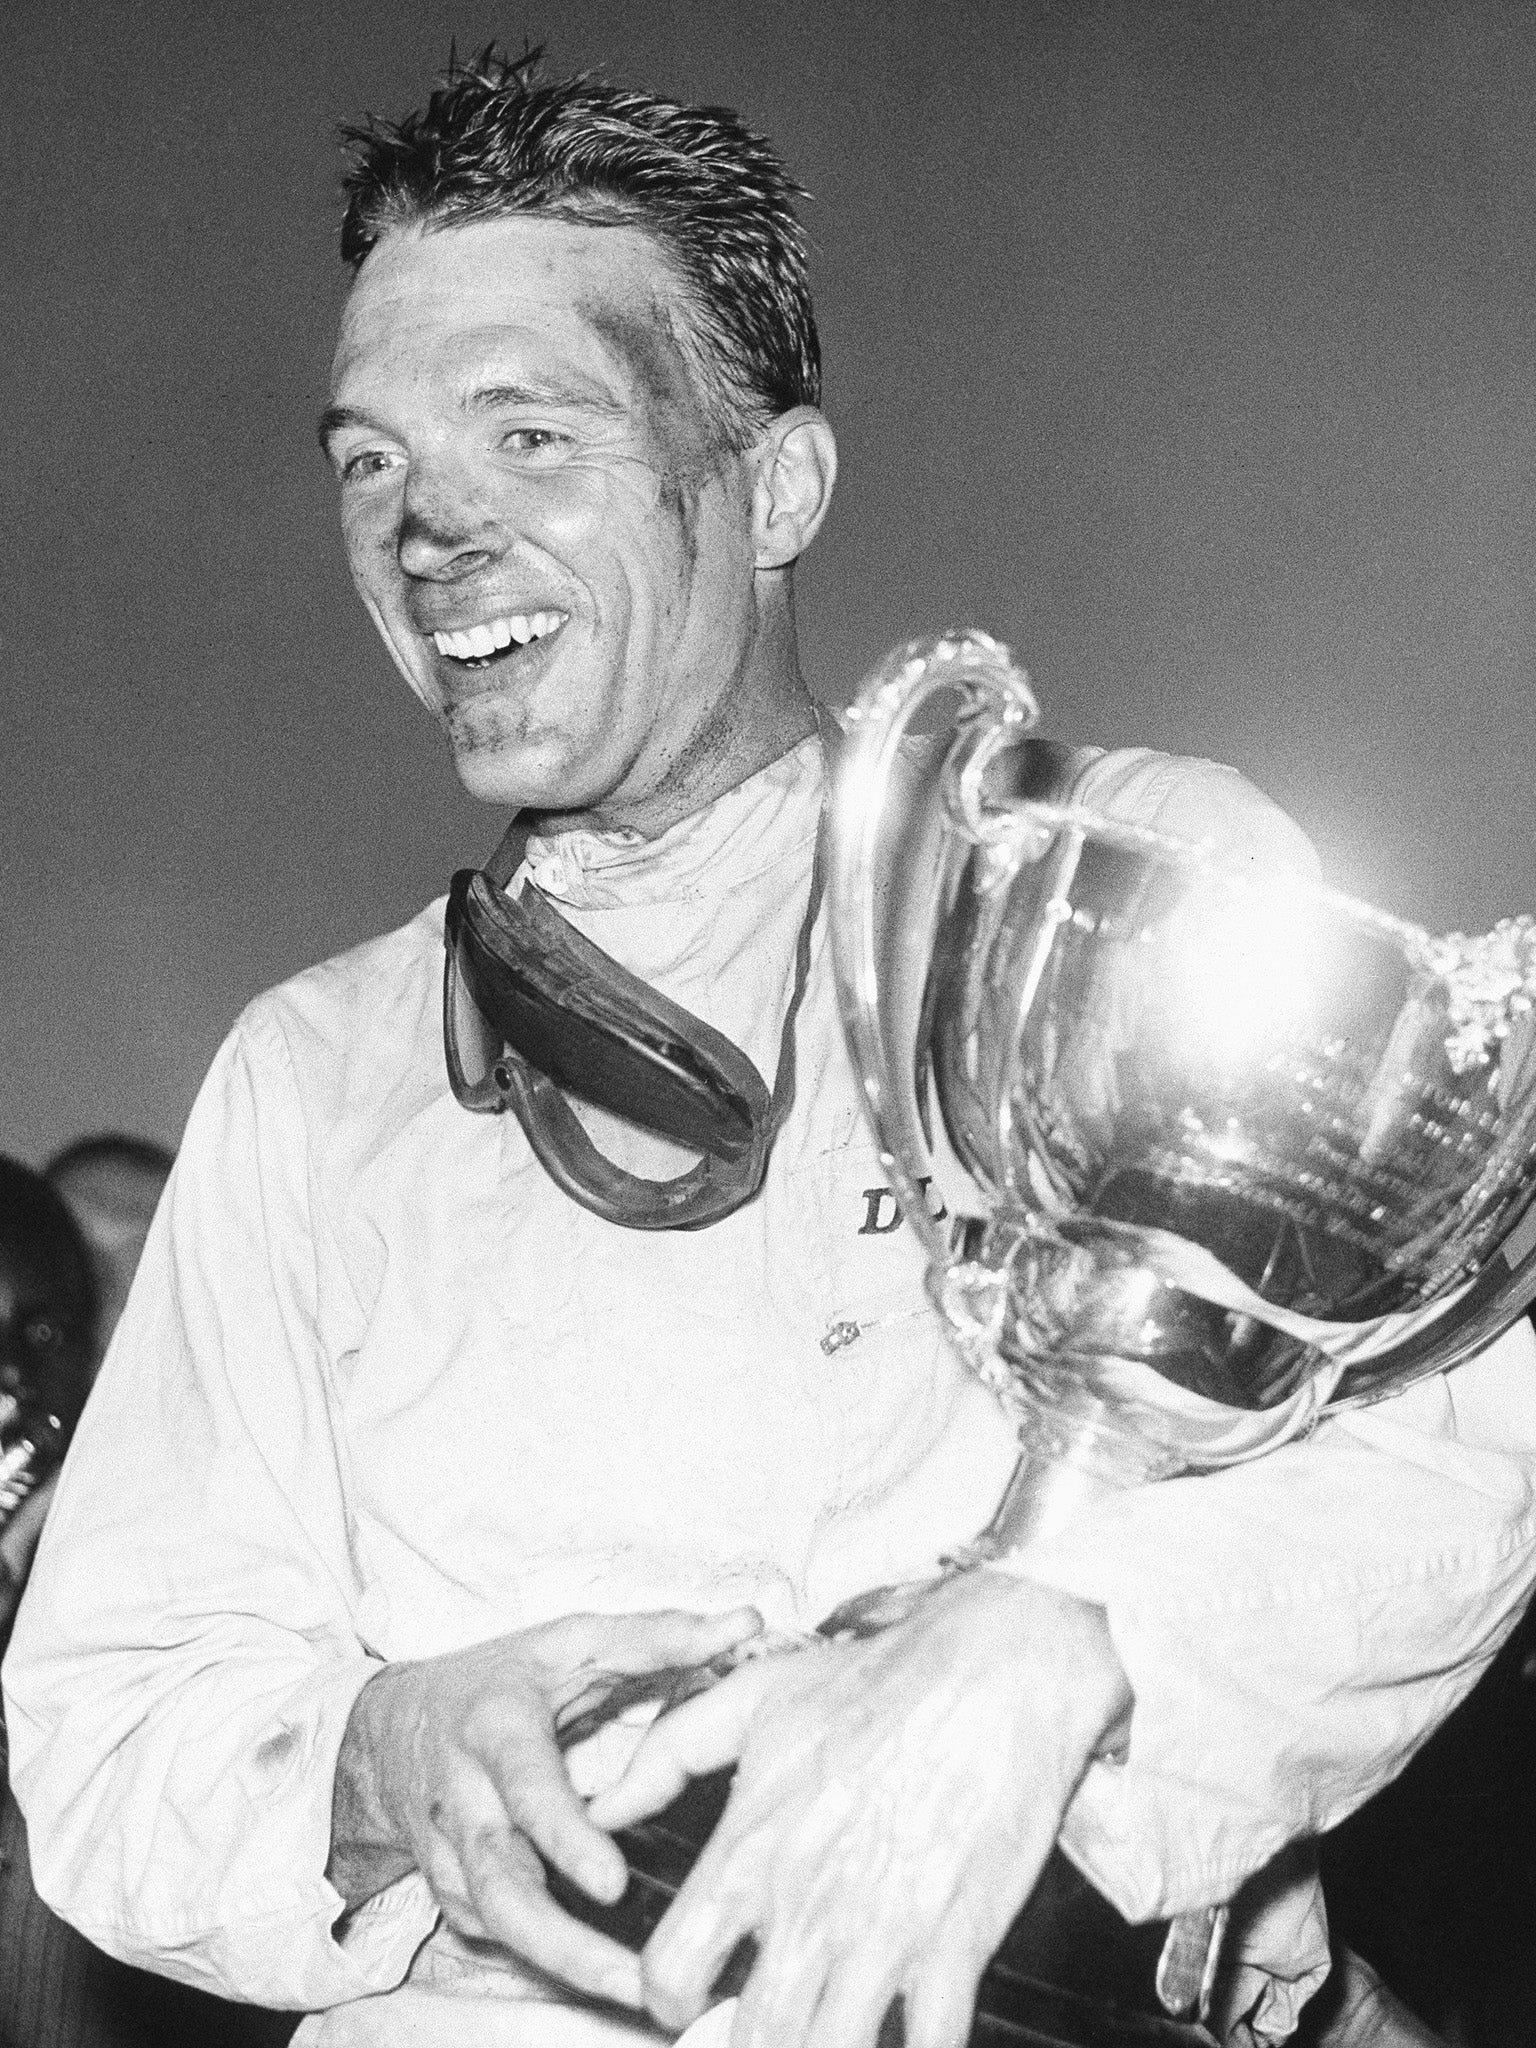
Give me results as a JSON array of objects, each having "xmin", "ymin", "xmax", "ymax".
[
  {"xmin": 530, "ymin": 645, "xmax": 821, "ymax": 843},
  {"xmin": 629, "ymin": 674, "xmax": 820, "ymax": 838}
]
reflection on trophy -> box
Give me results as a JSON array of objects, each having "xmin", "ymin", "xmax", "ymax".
[{"xmin": 829, "ymin": 629, "xmax": 1536, "ymax": 1565}]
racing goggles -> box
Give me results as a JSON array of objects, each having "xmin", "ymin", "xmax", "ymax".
[{"xmin": 443, "ymin": 815, "xmax": 826, "ymax": 1230}]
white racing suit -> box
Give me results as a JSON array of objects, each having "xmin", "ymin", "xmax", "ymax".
[{"xmin": 6, "ymin": 736, "xmax": 1536, "ymax": 2046}]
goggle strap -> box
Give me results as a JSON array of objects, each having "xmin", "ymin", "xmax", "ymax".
[
  {"xmin": 756, "ymin": 703, "xmax": 844, "ymax": 1141},
  {"xmin": 755, "ymin": 785, "xmax": 828, "ymax": 1153},
  {"xmin": 484, "ymin": 814, "xmax": 534, "ymax": 891}
]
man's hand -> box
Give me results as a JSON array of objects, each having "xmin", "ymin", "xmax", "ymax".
[
  {"xmin": 328, "ymin": 1605, "xmax": 762, "ymax": 2009},
  {"xmin": 589, "ymin": 1570, "xmax": 1131, "ymax": 2048}
]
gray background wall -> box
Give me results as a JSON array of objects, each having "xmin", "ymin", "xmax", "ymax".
[{"xmin": 6, "ymin": 0, "xmax": 1535, "ymax": 1161}]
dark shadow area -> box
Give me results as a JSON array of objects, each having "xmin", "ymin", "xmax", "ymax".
[{"xmin": 1320, "ymin": 1562, "xmax": 1536, "ymax": 2046}]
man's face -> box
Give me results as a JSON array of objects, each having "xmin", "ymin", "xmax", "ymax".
[{"xmin": 325, "ymin": 214, "xmax": 764, "ymax": 817}]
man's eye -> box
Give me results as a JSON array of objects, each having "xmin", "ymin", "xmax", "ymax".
[
  {"xmin": 500, "ymin": 427, "xmax": 567, "ymax": 456},
  {"xmin": 340, "ymin": 448, "xmax": 402, "ymax": 483}
]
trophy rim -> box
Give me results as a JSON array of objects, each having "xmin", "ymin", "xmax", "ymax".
[{"xmin": 974, "ymin": 793, "xmax": 1447, "ymax": 962}]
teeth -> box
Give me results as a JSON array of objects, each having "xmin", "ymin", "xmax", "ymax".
[{"xmin": 432, "ymin": 612, "xmax": 566, "ymax": 660}]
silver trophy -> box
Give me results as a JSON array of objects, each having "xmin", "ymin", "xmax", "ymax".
[
  {"xmin": 828, "ymin": 630, "xmax": 1536, "ymax": 1567},
  {"xmin": 575, "ymin": 633, "xmax": 1536, "ymax": 2039}
]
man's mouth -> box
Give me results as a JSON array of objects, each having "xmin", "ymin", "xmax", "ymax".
[{"xmin": 430, "ymin": 611, "xmax": 568, "ymax": 669}]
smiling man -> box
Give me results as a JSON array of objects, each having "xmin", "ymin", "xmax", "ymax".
[
  {"xmin": 321, "ymin": 207, "xmax": 822, "ymax": 833},
  {"xmin": 6, "ymin": 50, "xmax": 1536, "ymax": 2048}
]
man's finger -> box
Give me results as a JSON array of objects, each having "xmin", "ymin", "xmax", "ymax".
[
  {"xmin": 798, "ymin": 1958, "xmax": 906, "ymax": 2048},
  {"xmin": 642, "ymin": 1867, "xmax": 760, "ymax": 2034},
  {"xmin": 549, "ymin": 1605, "xmax": 765, "ymax": 1683},
  {"xmin": 464, "ymin": 1835, "xmax": 646, "ymax": 2009},
  {"xmin": 498, "ymin": 1730, "xmax": 631, "ymax": 1903},
  {"xmin": 899, "ymin": 1885, "xmax": 1019, "ymax": 2048},
  {"xmin": 902, "ymin": 1962, "xmax": 978, "ymax": 2048},
  {"xmin": 730, "ymin": 1920, "xmax": 837, "ymax": 2048},
  {"xmin": 420, "ymin": 1841, "xmax": 482, "ymax": 1940},
  {"xmin": 587, "ymin": 1659, "xmax": 779, "ymax": 1830}
]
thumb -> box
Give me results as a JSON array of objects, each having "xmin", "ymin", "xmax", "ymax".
[{"xmin": 586, "ymin": 1655, "xmax": 781, "ymax": 1831}]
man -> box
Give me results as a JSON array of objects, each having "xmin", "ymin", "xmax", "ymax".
[
  {"xmin": 0, "ymin": 1138, "xmax": 174, "ymax": 1609},
  {"xmin": 0, "ymin": 1136, "xmax": 178, "ymax": 1624},
  {"xmin": 0, "ymin": 1157, "xmax": 96, "ymax": 1645},
  {"xmin": 6, "ymin": 52, "xmax": 1535, "ymax": 2048},
  {"xmin": 0, "ymin": 1157, "xmax": 97, "ymax": 2048},
  {"xmin": 1, "ymin": 1135, "xmax": 287, "ymax": 2048}
]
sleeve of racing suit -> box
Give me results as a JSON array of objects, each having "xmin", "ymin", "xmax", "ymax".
[
  {"xmin": 1013, "ymin": 1325, "xmax": 1536, "ymax": 1916},
  {"xmin": 993, "ymin": 748, "xmax": 1536, "ymax": 1925},
  {"xmin": 1, "ymin": 1009, "xmax": 439, "ymax": 2008}
]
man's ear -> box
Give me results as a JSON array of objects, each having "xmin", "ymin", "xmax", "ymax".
[{"xmin": 749, "ymin": 408, "xmax": 838, "ymax": 571}]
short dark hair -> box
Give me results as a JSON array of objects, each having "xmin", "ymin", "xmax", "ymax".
[{"xmin": 339, "ymin": 47, "xmax": 821, "ymax": 449}]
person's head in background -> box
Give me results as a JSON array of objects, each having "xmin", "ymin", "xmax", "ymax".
[{"xmin": 45, "ymin": 1135, "xmax": 174, "ymax": 1370}]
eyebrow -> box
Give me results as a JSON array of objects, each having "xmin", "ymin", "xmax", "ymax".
[
  {"xmin": 317, "ymin": 380, "xmax": 624, "ymax": 455},
  {"xmin": 468, "ymin": 380, "xmax": 625, "ymax": 419},
  {"xmin": 317, "ymin": 404, "xmax": 374, "ymax": 455}
]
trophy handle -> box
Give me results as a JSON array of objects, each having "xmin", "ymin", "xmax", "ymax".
[{"xmin": 830, "ymin": 631, "xmax": 1039, "ymax": 1267}]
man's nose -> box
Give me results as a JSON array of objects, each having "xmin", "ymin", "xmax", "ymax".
[{"xmin": 395, "ymin": 466, "xmax": 504, "ymax": 582}]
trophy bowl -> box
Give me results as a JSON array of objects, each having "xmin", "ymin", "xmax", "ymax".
[{"xmin": 829, "ymin": 631, "xmax": 1536, "ymax": 1556}]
